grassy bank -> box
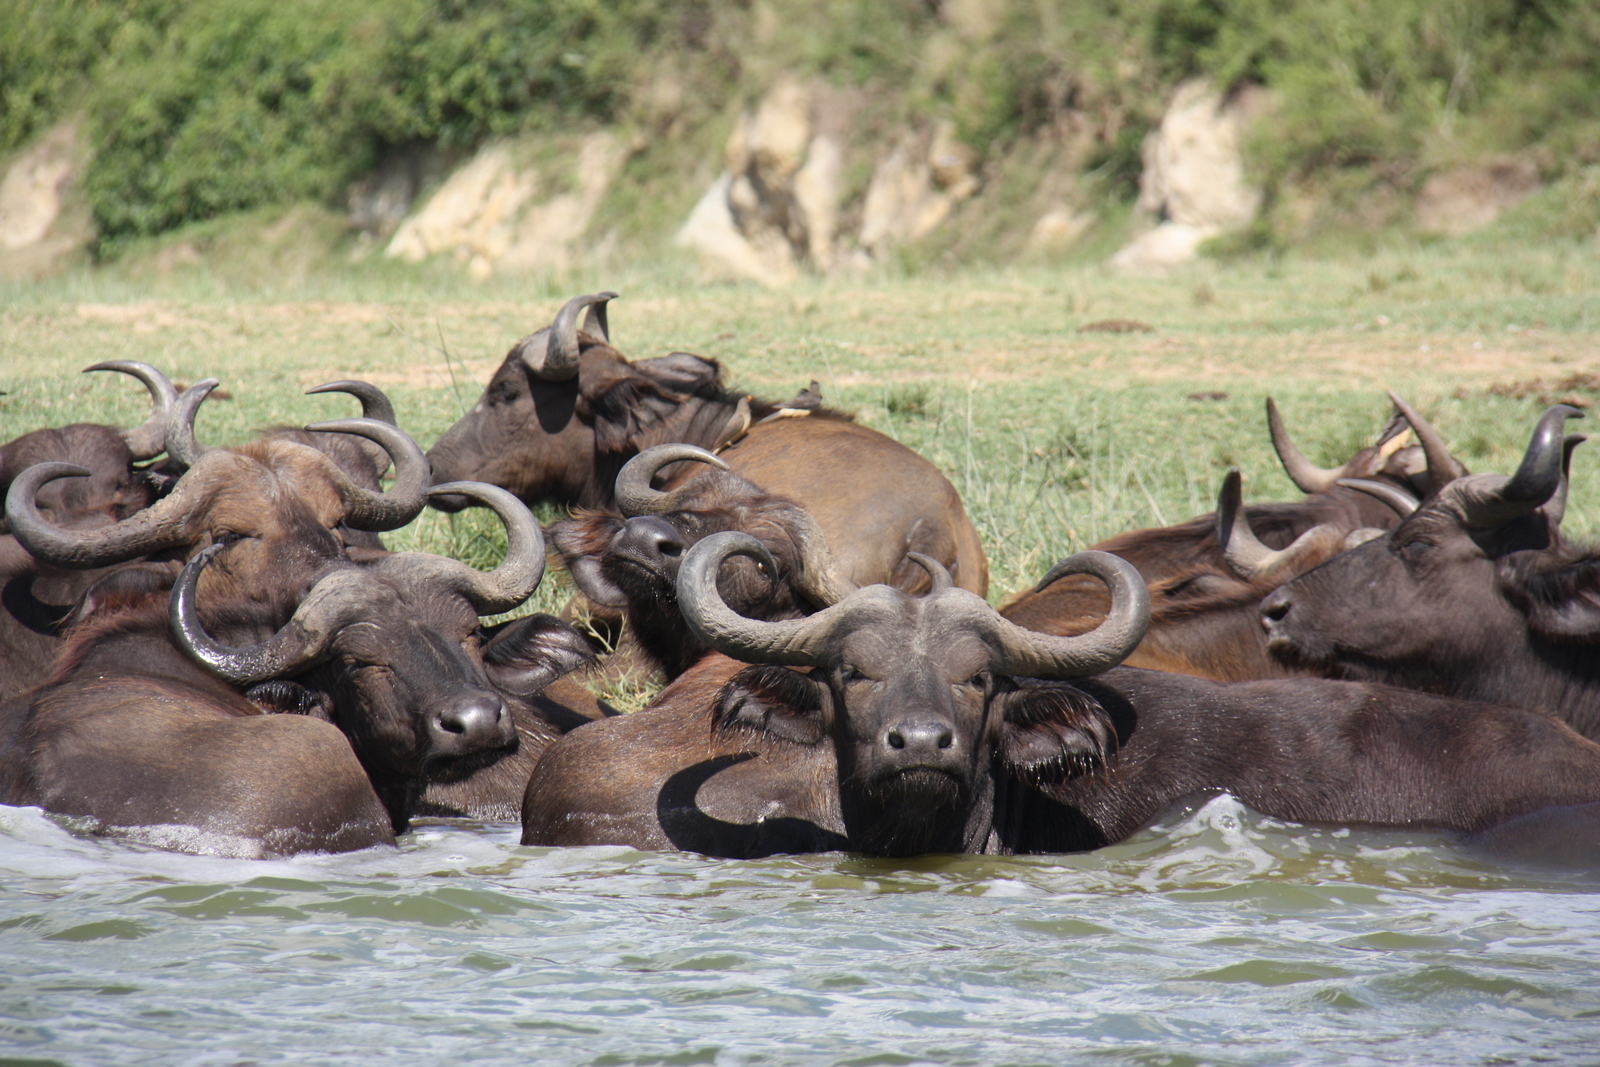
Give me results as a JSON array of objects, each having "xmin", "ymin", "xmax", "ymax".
[{"xmin": 6, "ymin": 238, "xmax": 1598, "ymax": 615}]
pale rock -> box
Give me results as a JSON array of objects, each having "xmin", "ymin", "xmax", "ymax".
[
  {"xmin": 859, "ymin": 121, "xmax": 978, "ymax": 258},
  {"xmin": 677, "ymin": 79, "xmax": 843, "ymax": 284},
  {"xmin": 1115, "ymin": 79, "xmax": 1265, "ymax": 271},
  {"xmin": 0, "ymin": 120, "xmax": 79, "ymax": 250},
  {"xmin": 386, "ymin": 132, "xmax": 624, "ymax": 276},
  {"xmin": 1110, "ymin": 221, "xmax": 1221, "ymax": 273},
  {"xmin": 1028, "ymin": 208, "xmax": 1094, "ymax": 252}
]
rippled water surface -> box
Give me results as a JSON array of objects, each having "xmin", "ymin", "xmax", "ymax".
[{"xmin": 4, "ymin": 797, "xmax": 1600, "ymax": 1066}]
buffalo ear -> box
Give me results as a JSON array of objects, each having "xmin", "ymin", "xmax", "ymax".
[
  {"xmin": 549, "ymin": 516, "xmax": 631, "ymax": 608},
  {"xmin": 713, "ymin": 664, "xmax": 826, "ymax": 746},
  {"xmin": 1516, "ymin": 557, "xmax": 1600, "ymax": 643},
  {"xmin": 997, "ymin": 684, "xmax": 1118, "ymax": 784},
  {"xmin": 68, "ymin": 561, "xmax": 181, "ymax": 625},
  {"xmin": 483, "ymin": 615, "xmax": 598, "ymax": 697}
]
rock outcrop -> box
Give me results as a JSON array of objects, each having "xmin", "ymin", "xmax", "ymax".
[
  {"xmin": 1111, "ymin": 80, "xmax": 1267, "ymax": 272},
  {"xmin": 0, "ymin": 119, "xmax": 91, "ymax": 280},
  {"xmin": 386, "ymin": 132, "xmax": 626, "ymax": 279}
]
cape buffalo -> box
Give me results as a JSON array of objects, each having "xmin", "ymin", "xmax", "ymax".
[
  {"xmin": 0, "ymin": 481, "xmax": 587, "ymax": 855},
  {"xmin": 521, "ymin": 532, "xmax": 1600, "ymax": 858},
  {"xmin": 997, "ymin": 394, "xmax": 1459, "ymax": 681},
  {"xmin": 0, "ymin": 378, "xmax": 409, "ymax": 700},
  {"xmin": 426, "ymin": 291, "xmax": 987, "ymax": 595},
  {"xmin": 550, "ymin": 443, "xmax": 857, "ymax": 681},
  {"xmin": 1263, "ymin": 404, "xmax": 1600, "ymax": 739}
]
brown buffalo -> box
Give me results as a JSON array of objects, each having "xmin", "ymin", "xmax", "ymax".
[
  {"xmin": 1263, "ymin": 404, "xmax": 1600, "ymax": 739},
  {"xmin": 550, "ymin": 443, "xmax": 856, "ymax": 681},
  {"xmin": 522, "ymin": 532, "xmax": 1600, "ymax": 858},
  {"xmin": 426, "ymin": 292, "xmax": 987, "ymax": 595},
  {"xmin": 998, "ymin": 394, "xmax": 1461, "ymax": 681},
  {"xmin": 0, "ymin": 481, "xmax": 588, "ymax": 855}
]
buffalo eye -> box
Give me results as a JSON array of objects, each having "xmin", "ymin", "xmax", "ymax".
[
  {"xmin": 488, "ymin": 380, "xmax": 521, "ymax": 406},
  {"xmin": 840, "ymin": 665, "xmax": 869, "ymax": 684},
  {"xmin": 957, "ymin": 670, "xmax": 989, "ymax": 689},
  {"xmin": 1395, "ymin": 537, "xmax": 1433, "ymax": 567}
]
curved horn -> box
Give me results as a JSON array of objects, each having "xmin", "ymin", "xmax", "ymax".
[
  {"xmin": 1266, "ymin": 398, "xmax": 1344, "ymax": 494},
  {"xmin": 306, "ymin": 379, "xmax": 398, "ymax": 477},
  {"xmin": 303, "ymin": 418, "xmax": 430, "ymax": 531},
  {"xmin": 5, "ymin": 461, "xmax": 196, "ymax": 567},
  {"xmin": 1443, "ymin": 405, "xmax": 1584, "ymax": 530},
  {"xmin": 1216, "ymin": 468, "xmax": 1348, "ymax": 582},
  {"xmin": 169, "ymin": 543, "xmax": 335, "ymax": 683},
  {"xmin": 582, "ymin": 293, "xmax": 614, "ymax": 345},
  {"xmin": 1335, "ymin": 477, "xmax": 1420, "ymax": 517},
  {"xmin": 977, "ymin": 550, "xmax": 1150, "ymax": 679},
  {"xmin": 423, "ymin": 481, "xmax": 546, "ymax": 613},
  {"xmin": 84, "ymin": 361, "xmax": 177, "ymax": 460},
  {"xmin": 306, "ymin": 380, "xmax": 397, "ymax": 426},
  {"xmin": 615, "ymin": 443, "xmax": 730, "ymax": 516},
  {"xmin": 164, "ymin": 379, "xmax": 221, "ymax": 469},
  {"xmin": 1386, "ymin": 392, "xmax": 1468, "ymax": 488},
  {"xmin": 678, "ymin": 532, "xmax": 852, "ymax": 666},
  {"xmin": 906, "ymin": 552, "xmax": 952, "ymax": 595},
  {"xmin": 1546, "ymin": 433, "xmax": 1588, "ymax": 529},
  {"xmin": 522, "ymin": 292, "xmax": 618, "ymax": 381}
]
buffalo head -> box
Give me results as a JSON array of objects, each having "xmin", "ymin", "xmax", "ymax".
[
  {"xmin": 552, "ymin": 443, "xmax": 855, "ymax": 677},
  {"xmin": 169, "ymin": 481, "xmax": 553, "ymax": 815},
  {"xmin": 676, "ymin": 532, "xmax": 1148, "ymax": 855},
  {"xmin": 1262, "ymin": 404, "xmax": 1594, "ymax": 726},
  {"xmin": 0, "ymin": 361, "xmax": 177, "ymax": 534},
  {"xmin": 428, "ymin": 292, "xmax": 749, "ymax": 510}
]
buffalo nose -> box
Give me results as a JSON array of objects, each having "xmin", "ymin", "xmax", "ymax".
[
  {"xmin": 885, "ymin": 720, "xmax": 954, "ymax": 756},
  {"xmin": 1260, "ymin": 589, "xmax": 1292, "ymax": 628},
  {"xmin": 431, "ymin": 694, "xmax": 508, "ymax": 750},
  {"xmin": 617, "ymin": 516, "xmax": 685, "ymax": 562}
]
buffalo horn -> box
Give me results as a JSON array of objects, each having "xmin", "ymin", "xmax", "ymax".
[
  {"xmin": 422, "ymin": 481, "xmax": 546, "ymax": 613},
  {"xmin": 170, "ymin": 543, "xmax": 342, "ymax": 683},
  {"xmin": 615, "ymin": 443, "xmax": 729, "ymax": 516},
  {"xmin": 84, "ymin": 361, "xmax": 177, "ymax": 461},
  {"xmin": 1385, "ymin": 392, "xmax": 1468, "ymax": 488},
  {"xmin": 678, "ymin": 533, "xmax": 1148, "ymax": 680},
  {"xmin": 304, "ymin": 418, "xmax": 430, "ymax": 531},
  {"xmin": 524, "ymin": 292, "xmax": 618, "ymax": 381},
  {"xmin": 1335, "ymin": 477, "xmax": 1420, "ymax": 517},
  {"xmin": 1442, "ymin": 405, "xmax": 1584, "ymax": 530},
  {"xmin": 164, "ymin": 379, "xmax": 221, "ymax": 468},
  {"xmin": 306, "ymin": 380, "xmax": 398, "ymax": 426},
  {"xmin": 5, "ymin": 461, "xmax": 198, "ymax": 567},
  {"xmin": 1266, "ymin": 398, "xmax": 1346, "ymax": 494},
  {"xmin": 582, "ymin": 295, "xmax": 612, "ymax": 345},
  {"xmin": 306, "ymin": 380, "xmax": 399, "ymax": 477},
  {"xmin": 1217, "ymin": 468, "xmax": 1348, "ymax": 582},
  {"xmin": 974, "ymin": 550, "xmax": 1149, "ymax": 679},
  {"xmin": 1546, "ymin": 433, "xmax": 1588, "ymax": 529}
]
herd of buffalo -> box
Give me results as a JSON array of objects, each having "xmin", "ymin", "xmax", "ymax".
[{"xmin": 4, "ymin": 291, "xmax": 1600, "ymax": 863}]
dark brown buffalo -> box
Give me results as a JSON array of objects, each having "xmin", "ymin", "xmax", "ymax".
[
  {"xmin": 426, "ymin": 292, "xmax": 987, "ymax": 595},
  {"xmin": 550, "ymin": 443, "xmax": 856, "ymax": 681},
  {"xmin": 0, "ymin": 378, "xmax": 407, "ymax": 700},
  {"xmin": 0, "ymin": 361, "xmax": 176, "ymax": 535},
  {"xmin": 0, "ymin": 481, "xmax": 582, "ymax": 855},
  {"xmin": 1263, "ymin": 404, "xmax": 1600, "ymax": 740},
  {"xmin": 522, "ymin": 533, "xmax": 1600, "ymax": 858},
  {"xmin": 997, "ymin": 394, "xmax": 1463, "ymax": 681}
]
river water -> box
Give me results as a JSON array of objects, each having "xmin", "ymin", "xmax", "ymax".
[{"xmin": 3, "ymin": 795, "xmax": 1598, "ymax": 1067}]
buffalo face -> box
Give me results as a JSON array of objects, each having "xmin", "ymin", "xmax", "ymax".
[
  {"xmin": 1262, "ymin": 405, "xmax": 1586, "ymax": 688},
  {"xmin": 683, "ymin": 532, "xmax": 1148, "ymax": 855}
]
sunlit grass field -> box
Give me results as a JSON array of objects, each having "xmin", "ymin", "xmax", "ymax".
[{"xmin": 4, "ymin": 239, "xmax": 1598, "ymax": 625}]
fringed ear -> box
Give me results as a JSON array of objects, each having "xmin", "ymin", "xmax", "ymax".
[
  {"xmin": 712, "ymin": 664, "xmax": 826, "ymax": 746},
  {"xmin": 549, "ymin": 513, "xmax": 631, "ymax": 608},
  {"xmin": 997, "ymin": 683, "xmax": 1118, "ymax": 784},
  {"xmin": 1509, "ymin": 553, "xmax": 1600, "ymax": 644},
  {"xmin": 482, "ymin": 614, "xmax": 599, "ymax": 697}
]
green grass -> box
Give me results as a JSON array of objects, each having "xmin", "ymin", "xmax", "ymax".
[{"xmin": 4, "ymin": 235, "xmax": 1600, "ymax": 627}]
